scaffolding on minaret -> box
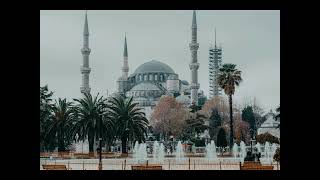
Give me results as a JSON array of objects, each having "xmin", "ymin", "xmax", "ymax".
[{"xmin": 208, "ymin": 28, "xmax": 222, "ymax": 99}]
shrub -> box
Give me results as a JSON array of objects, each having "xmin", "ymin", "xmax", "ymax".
[
  {"xmin": 194, "ymin": 138, "xmax": 206, "ymax": 147},
  {"xmin": 256, "ymin": 132, "xmax": 279, "ymax": 144},
  {"xmin": 273, "ymin": 147, "xmax": 280, "ymax": 162},
  {"xmin": 216, "ymin": 128, "xmax": 228, "ymax": 148}
]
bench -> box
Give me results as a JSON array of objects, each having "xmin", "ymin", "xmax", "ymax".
[
  {"xmin": 132, "ymin": 165, "xmax": 162, "ymax": 170},
  {"xmin": 240, "ymin": 161, "xmax": 273, "ymax": 170},
  {"xmin": 42, "ymin": 164, "xmax": 71, "ymax": 170}
]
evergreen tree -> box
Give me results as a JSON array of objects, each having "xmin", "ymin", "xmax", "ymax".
[
  {"xmin": 209, "ymin": 108, "xmax": 222, "ymax": 127},
  {"xmin": 208, "ymin": 108, "xmax": 221, "ymax": 139},
  {"xmin": 241, "ymin": 106, "xmax": 256, "ymax": 138},
  {"xmin": 216, "ymin": 128, "xmax": 227, "ymax": 148}
]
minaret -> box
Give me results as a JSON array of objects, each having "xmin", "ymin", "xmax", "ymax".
[
  {"xmin": 80, "ymin": 11, "xmax": 91, "ymax": 96},
  {"xmin": 122, "ymin": 34, "xmax": 129, "ymax": 79},
  {"xmin": 189, "ymin": 10, "xmax": 200, "ymax": 105},
  {"xmin": 117, "ymin": 34, "xmax": 129, "ymax": 94}
]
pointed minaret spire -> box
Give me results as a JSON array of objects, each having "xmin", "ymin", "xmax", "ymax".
[
  {"xmin": 121, "ymin": 33, "xmax": 129, "ymax": 79},
  {"xmin": 214, "ymin": 27, "xmax": 217, "ymax": 48},
  {"xmin": 123, "ymin": 33, "xmax": 128, "ymax": 57},
  {"xmin": 192, "ymin": 10, "xmax": 197, "ymax": 28},
  {"xmin": 84, "ymin": 11, "xmax": 89, "ymax": 36},
  {"xmin": 80, "ymin": 11, "xmax": 91, "ymax": 95}
]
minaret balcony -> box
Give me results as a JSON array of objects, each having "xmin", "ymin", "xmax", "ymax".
[
  {"xmin": 81, "ymin": 67, "xmax": 91, "ymax": 73},
  {"xmin": 80, "ymin": 87, "xmax": 91, "ymax": 93},
  {"xmin": 190, "ymin": 83, "xmax": 200, "ymax": 89},
  {"xmin": 121, "ymin": 67, "xmax": 129, "ymax": 72},
  {"xmin": 189, "ymin": 63, "xmax": 199, "ymax": 70},
  {"xmin": 81, "ymin": 47, "xmax": 91, "ymax": 54},
  {"xmin": 189, "ymin": 43, "xmax": 199, "ymax": 50}
]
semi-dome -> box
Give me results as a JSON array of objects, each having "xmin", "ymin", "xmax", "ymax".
[
  {"xmin": 168, "ymin": 74, "xmax": 178, "ymax": 80},
  {"xmin": 176, "ymin": 94, "xmax": 191, "ymax": 105},
  {"xmin": 125, "ymin": 82, "xmax": 164, "ymax": 98},
  {"xmin": 133, "ymin": 60, "xmax": 175, "ymax": 75},
  {"xmin": 181, "ymin": 80, "xmax": 189, "ymax": 85},
  {"xmin": 130, "ymin": 82, "xmax": 161, "ymax": 91}
]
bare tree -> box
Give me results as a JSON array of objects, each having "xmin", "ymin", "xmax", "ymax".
[
  {"xmin": 202, "ymin": 96, "xmax": 229, "ymax": 123},
  {"xmin": 150, "ymin": 96, "xmax": 187, "ymax": 140}
]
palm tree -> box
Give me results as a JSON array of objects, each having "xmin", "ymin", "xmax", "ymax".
[
  {"xmin": 71, "ymin": 93, "xmax": 114, "ymax": 157},
  {"xmin": 45, "ymin": 98, "xmax": 74, "ymax": 152},
  {"xmin": 108, "ymin": 95, "xmax": 149, "ymax": 155},
  {"xmin": 218, "ymin": 63, "xmax": 242, "ymax": 148},
  {"xmin": 40, "ymin": 85, "xmax": 54, "ymax": 151},
  {"xmin": 208, "ymin": 108, "xmax": 222, "ymax": 140}
]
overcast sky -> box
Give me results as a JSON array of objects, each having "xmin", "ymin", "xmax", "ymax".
[{"xmin": 40, "ymin": 10, "xmax": 280, "ymax": 112}]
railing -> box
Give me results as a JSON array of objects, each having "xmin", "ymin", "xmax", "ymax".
[
  {"xmin": 40, "ymin": 152, "xmax": 122, "ymax": 159},
  {"xmin": 40, "ymin": 158, "xmax": 280, "ymax": 170}
]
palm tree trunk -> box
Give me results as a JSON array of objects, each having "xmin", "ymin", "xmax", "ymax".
[
  {"xmin": 88, "ymin": 135, "xmax": 94, "ymax": 157},
  {"xmin": 58, "ymin": 130, "xmax": 65, "ymax": 152},
  {"xmin": 229, "ymin": 94, "xmax": 234, "ymax": 149},
  {"xmin": 121, "ymin": 137, "xmax": 127, "ymax": 154}
]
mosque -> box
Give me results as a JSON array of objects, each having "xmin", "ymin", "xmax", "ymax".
[{"xmin": 80, "ymin": 10, "xmax": 207, "ymax": 121}]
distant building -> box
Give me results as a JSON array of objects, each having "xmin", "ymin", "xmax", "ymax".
[{"xmin": 257, "ymin": 111, "xmax": 280, "ymax": 138}]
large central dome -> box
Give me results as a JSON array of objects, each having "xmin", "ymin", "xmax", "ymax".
[{"xmin": 133, "ymin": 60, "xmax": 175, "ymax": 75}]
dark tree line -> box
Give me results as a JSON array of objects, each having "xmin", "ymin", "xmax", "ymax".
[{"xmin": 40, "ymin": 85, "xmax": 149, "ymax": 156}]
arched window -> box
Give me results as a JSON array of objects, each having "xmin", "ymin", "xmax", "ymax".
[
  {"xmin": 155, "ymin": 74, "xmax": 158, "ymax": 81},
  {"xmin": 139, "ymin": 74, "xmax": 142, "ymax": 81},
  {"xmin": 144, "ymin": 74, "xmax": 147, "ymax": 81},
  {"xmin": 149, "ymin": 74, "xmax": 153, "ymax": 81},
  {"xmin": 160, "ymin": 74, "xmax": 163, "ymax": 81}
]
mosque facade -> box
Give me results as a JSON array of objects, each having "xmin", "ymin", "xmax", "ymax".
[
  {"xmin": 113, "ymin": 11, "xmax": 206, "ymax": 120},
  {"xmin": 80, "ymin": 10, "xmax": 207, "ymax": 121}
]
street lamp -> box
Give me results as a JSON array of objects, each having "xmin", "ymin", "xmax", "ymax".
[
  {"xmin": 250, "ymin": 138, "xmax": 256, "ymax": 152},
  {"xmin": 124, "ymin": 128, "xmax": 129, "ymax": 156},
  {"xmin": 98, "ymin": 115, "xmax": 103, "ymax": 170}
]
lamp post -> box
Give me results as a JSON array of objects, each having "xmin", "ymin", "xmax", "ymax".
[
  {"xmin": 98, "ymin": 137, "xmax": 102, "ymax": 170},
  {"xmin": 123, "ymin": 128, "xmax": 129, "ymax": 157},
  {"xmin": 250, "ymin": 138, "xmax": 256, "ymax": 152},
  {"xmin": 249, "ymin": 129, "xmax": 254, "ymax": 151},
  {"xmin": 98, "ymin": 115, "xmax": 102, "ymax": 170}
]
